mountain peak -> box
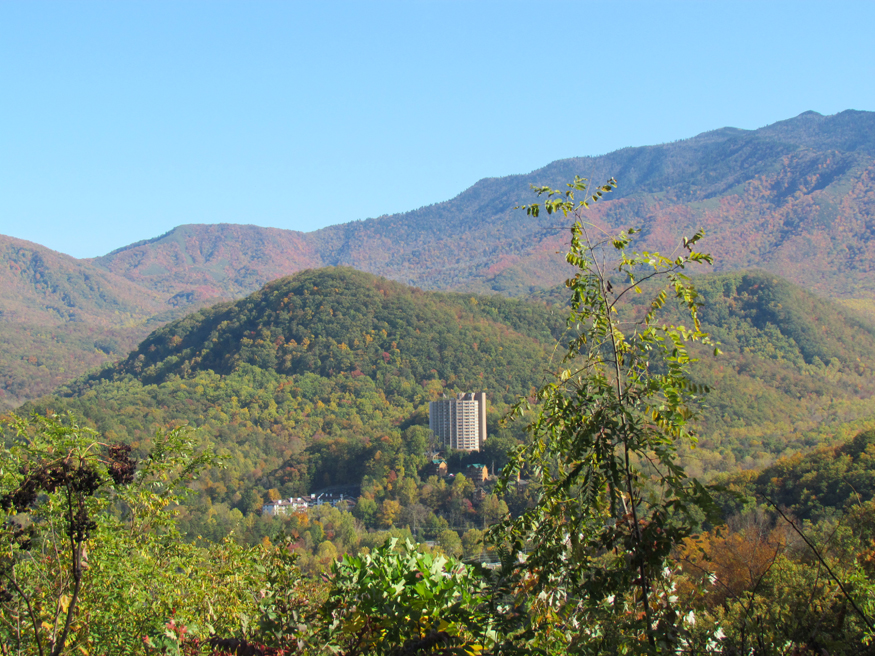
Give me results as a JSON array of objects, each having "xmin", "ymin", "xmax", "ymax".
[{"xmin": 756, "ymin": 109, "xmax": 875, "ymax": 153}]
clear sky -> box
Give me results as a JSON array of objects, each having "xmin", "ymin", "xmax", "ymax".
[{"xmin": 1, "ymin": 1, "xmax": 873, "ymax": 259}]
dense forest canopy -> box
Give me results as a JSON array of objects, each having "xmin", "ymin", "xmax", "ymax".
[
  {"xmin": 79, "ymin": 267, "xmax": 560, "ymax": 393},
  {"xmin": 7, "ymin": 264, "xmax": 867, "ymax": 554}
]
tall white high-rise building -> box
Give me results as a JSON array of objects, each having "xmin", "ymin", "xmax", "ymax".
[{"xmin": 429, "ymin": 392, "xmax": 486, "ymax": 451}]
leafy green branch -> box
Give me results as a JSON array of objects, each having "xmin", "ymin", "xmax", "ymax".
[{"xmin": 490, "ymin": 176, "xmax": 722, "ymax": 653}]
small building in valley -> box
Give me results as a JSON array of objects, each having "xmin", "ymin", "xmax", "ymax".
[
  {"xmin": 261, "ymin": 492, "xmax": 349, "ymax": 516},
  {"xmin": 424, "ymin": 457, "xmax": 449, "ymax": 478},
  {"xmin": 466, "ymin": 463, "xmax": 489, "ymax": 484}
]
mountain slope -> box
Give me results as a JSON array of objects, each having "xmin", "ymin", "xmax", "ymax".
[
  {"xmin": 3, "ymin": 110, "xmax": 874, "ymax": 408},
  {"xmin": 688, "ymin": 270, "xmax": 875, "ymax": 473},
  {"xmin": 33, "ymin": 268, "xmax": 560, "ymax": 504},
  {"xmin": 306, "ymin": 109, "xmax": 875, "ymax": 297},
  {"xmin": 724, "ymin": 428, "xmax": 875, "ymax": 522},
  {"xmin": 0, "ymin": 235, "xmax": 178, "ymax": 408},
  {"xmin": 0, "ymin": 235, "xmax": 166, "ymax": 325},
  {"xmin": 531, "ymin": 266, "xmax": 875, "ymax": 475},
  {"xmin": 69, "ymin": 267, "xmax": 559, "ymax": 399},
  {"xmin": 89, "ymin": 110, "xmax": 875, "ymax": 299},
  {"xmin": 89, "ymin": 223, "xmax": 324, "ymax": 300}
]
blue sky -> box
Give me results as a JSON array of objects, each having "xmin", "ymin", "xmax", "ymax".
[{"xmin": 1, "ymin": 1, "xmax": 873, "ymax": 259}]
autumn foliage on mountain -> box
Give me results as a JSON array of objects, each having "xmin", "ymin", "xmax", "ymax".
[
  {"xmin": 89, "ymin": 109, "xmax": 875, "ymax": 300},
  {"xmin": 5, "ymin": 259, "xmax": 875, "ymax": 653}
]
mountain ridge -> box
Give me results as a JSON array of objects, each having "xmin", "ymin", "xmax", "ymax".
[
  {"xmin": 0, "ymin": 234, "xmax": 212, "ymax": 409},
  {"xmin": 86, "ymin": 109, "xmax": 875, "ymax": 300},
  {"xmin": 0, "ymin": 234, "xmax": 166, "ymax": 324}
]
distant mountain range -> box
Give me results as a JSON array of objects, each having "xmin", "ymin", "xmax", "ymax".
[
  {"xmin": 87, "ymin": 109, "xmax": 875, "ymax": 299},
  {"xmin": 2, "ymin": 109, "xmax": 874, "ymax": 407}
]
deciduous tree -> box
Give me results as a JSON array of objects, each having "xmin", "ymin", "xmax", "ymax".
[{"xmin": 490, "ymin": 176, "xmax": 721, "ymax": 652}]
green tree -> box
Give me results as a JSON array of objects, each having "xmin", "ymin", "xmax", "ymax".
[
  {"xmin": 490, "ymin": 177, "xmax": 721, "ymax": 652},
  {"xmin": 316, "ymin": 540, "xmax": 339, "ymax": 565},
  {"xmin": 0, "ymin": 413, "xmax": 127, "ymax": 656},
  {"xmin": 353, "ymin": 496, "xmax": 378, "ymax": 526},
  {"xmin": 397, "ymin": 476, "xmax": 420, "ymax": 507},
  {"xmin": 450, "ymin": 473, "xmax": 475, "ymax": 499},
  {"xmin": 0, "ymin": 413, "xmax": 225, "ymax": 654},
  {"xmin": 437, "ymin": 529, "xmax": 463, "ymax": 558},
  {"xmin": 479, "ymin": 493, "xmax": 509, "ymax": 528},
  {"xmin": 461, "ymin": 528, "xmax": 485, "ymax": 559}
]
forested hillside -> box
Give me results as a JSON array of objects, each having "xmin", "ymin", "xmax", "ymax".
[
  {"xmin": 7, "ymin": 244, "xmax": 875, "ymax": 654},
  {"xmin": 687, "ymin": 270, "xmax": 875, "ymax": 472},
  {"xmin": 535, "ymin": 268, "xmax": 875, "ymax": 475},
  {"xmin": 25, "ymin": 268, "xmax": 555, "ymax": 538},
  {"xmin": 722, "ymin": 427, "xmax": 875, "ymax": 521},
  {"xmin": 15, "ymin": 265, "xmax": 871, "ymax": 552},
  {"xmin": 80, "ymin": 266, "xmax": 560, "ymax": 391},
  {"xmin": 0, "ymin": 235, "xmax": 183, "ymax": 409},
  {"xmin": 90, "ymin": 223, "xmax": 324, "ymax": 299}
]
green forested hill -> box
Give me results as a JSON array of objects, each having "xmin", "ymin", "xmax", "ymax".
[
  {"xmin": 27, "ymin": 268, "xmax": 556, "ymax": 531},
  {"xmin": 73, "ymin": 267, "xmax": 560, "ymax": 396},
  {"xmin": 22, "ymin": 266, "xmax": 875, "ymax": 523},
  {"xmin": 532, "ymin": 269, "xmax": 875, "ymax": 477},
  {"xmin": 685, "ymin": 271, "xmax": 875, "ymax": 474},
  {"xmin": 7, "ymin": 263, "xmax": 875, "ymax": 655},
  {"xmin": 721, "ymin": 428, "xmax": 875, "ymax": 522}
]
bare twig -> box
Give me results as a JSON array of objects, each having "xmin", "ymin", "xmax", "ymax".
[{"xmin": 2, "ymin": 569, "xmax": 45, "ymax": 656}]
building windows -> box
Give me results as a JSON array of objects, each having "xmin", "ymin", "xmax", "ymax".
[{"xmin": 428, "ymin": 392, "xmax": 486, "ymax": 451}]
